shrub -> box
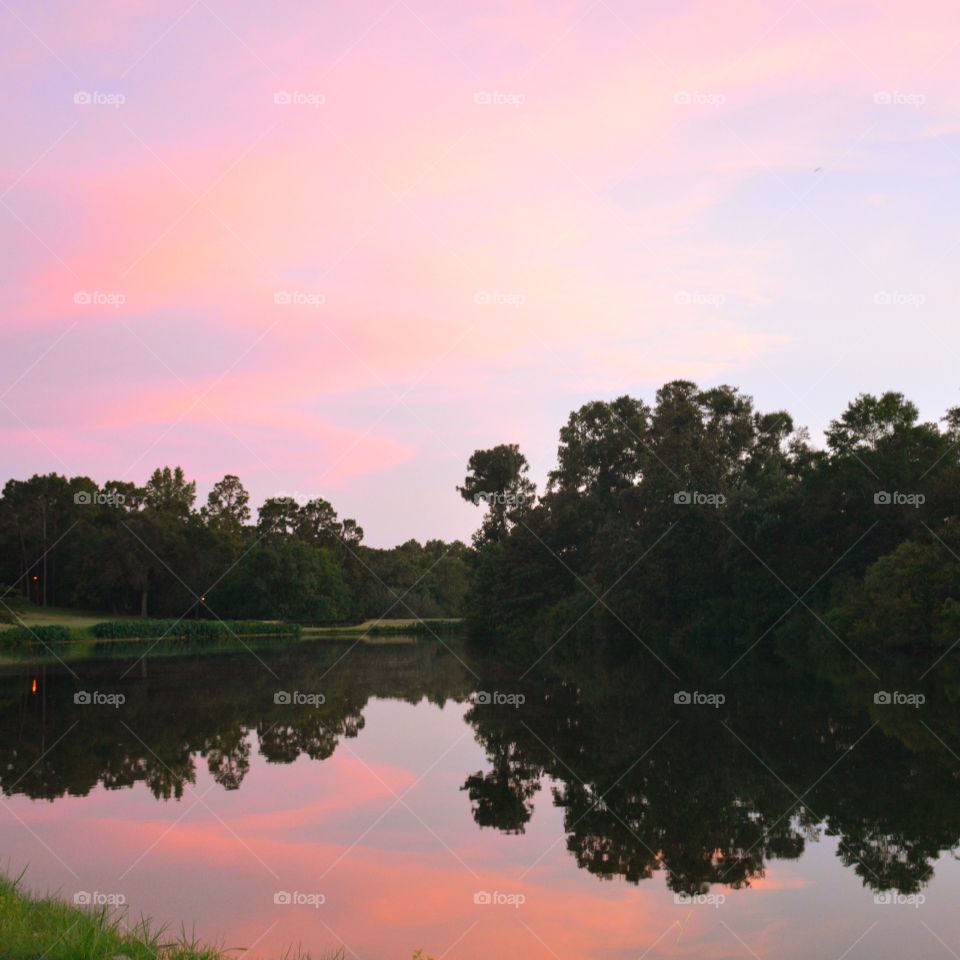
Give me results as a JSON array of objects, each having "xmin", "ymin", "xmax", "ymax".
[
  {"xmin": 0, "ymin": 625, "xmax": 72, "ymax": 646},
  {"xmin": 89, "ymin": 619, "xmax": 301, "ymax": 642},
  {"xmin": 365, "ymin": 619, "xmax": 462, "ymax": 636}
]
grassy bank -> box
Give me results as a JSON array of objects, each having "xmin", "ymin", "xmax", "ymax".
[
  {"xmin": 0, "ymin": 607, "xmax": 462, "ymax": 648},
  {"xmin": 1, "ymin": 604, "xmax": 125, "ymax": 630},
  {"xmin": 0, "ymin": 608, "xmax": 301, "ymax": 647},
  {"xmin": 0, "ymin": 875, "xmax": 342, "ymax": 959},
  {"xmin": 303, "ymin": 618, "xmax": 462, "ymax": 638}
]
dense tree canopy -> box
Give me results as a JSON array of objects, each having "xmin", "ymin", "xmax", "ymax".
[
  {"xmin": 462, "ymin": 381, "xmax": 960, "ymax": 661},
  {"xmin": 0, "ymin": 469, "xmax": 469, "ymax": 622}
]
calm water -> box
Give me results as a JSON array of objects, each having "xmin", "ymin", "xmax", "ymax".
[{"xmin": 1, "ymin": 637, "xmax": 959, "ymax": 958}]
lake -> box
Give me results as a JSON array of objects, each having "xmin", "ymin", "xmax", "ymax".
[{"xmin": 1, "ymin": 636, "xmax": 958, "ymax": 958}]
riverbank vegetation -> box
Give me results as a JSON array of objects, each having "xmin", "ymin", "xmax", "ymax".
[
  {"xmin": 0, "ymin": 874, "xmax": 341, "ymax": 960},
  {"xmin": 460, "ymin": 382, "xmax": 960, "ymax": 659}
]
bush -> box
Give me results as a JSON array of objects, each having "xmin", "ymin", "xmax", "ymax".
[
  {"xmin": 0, "ymin": 624, "xmax": 72, "ymax": 646},
  {"xmin": 0, "ymin": 591, "xmax": 32, "ymax": 624},
  {"xmin": 89, "ymin": 619, "xmax": 301, "ymax": 642},
  {"xmin": 365, "ymin": 619, "xmax": 462, "ymax": 636}
]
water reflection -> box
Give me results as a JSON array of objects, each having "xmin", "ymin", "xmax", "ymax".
[{"xmin": 2, "ymin": 638, "xmax": 959, "ymax": 902}]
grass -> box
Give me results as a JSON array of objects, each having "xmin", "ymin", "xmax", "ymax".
[
  {"xmin": 0, "ymin": 873, "xmax": 342, "ymax": 960},
  {"xmin": 0, "ymin": 606, "xmax": 462, "ymax": 655},
  {"xmin": 303, "ymin": 618, "xmax": 462, "ymax": 639},
  {"xmin": 0, "ymin": 605, "xmax": 126, "ymax": 644},
  {"xmin": 1, "ymin": 605, "xmax": 126, "ymax": 630},
  {"xmin": 0, "ymin": 608, "xmax": 299, "ymax": 647}
]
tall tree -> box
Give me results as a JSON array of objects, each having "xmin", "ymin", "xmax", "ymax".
[
  {"xmin": 458, "ymin": 444, "xmax": 536, "ymax": 546},
  {"xmin": 203, "ymin": 475, "xmax": 251, "ymax": 535}
]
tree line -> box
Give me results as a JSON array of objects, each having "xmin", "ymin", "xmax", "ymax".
[
  {"xmin": 459, "ymin": 381, "xmax": 960, "ymax": 658},
  {"xmin": 0, "ymin": 469, "xmax": 469, "ymax": 621}
]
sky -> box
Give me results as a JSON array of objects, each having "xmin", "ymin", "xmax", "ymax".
[{"xmin": 1, "ymin": 0, "xmax": 958, "ymax": 546}]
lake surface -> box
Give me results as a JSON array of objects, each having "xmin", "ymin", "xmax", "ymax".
[{"xmin": 1, "ymin": 637, "xmax": 959, "ymax": 958}]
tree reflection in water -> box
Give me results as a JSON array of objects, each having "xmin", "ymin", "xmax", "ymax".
[{"xmin": 2, "ymin": 638, "xmax": 958, "ymax": 897}]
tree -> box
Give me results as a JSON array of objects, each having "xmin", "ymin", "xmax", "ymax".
[
  {"xmin": 257, "ymin": 497, "xmax": 300, "ymax": 540},
  {"xmin": 143, "ymin": 467, "xmax": 196, "ymax": 518},
  {"xmin": 458, "ymin": 444, "xmax": 536, "ymax": 546},
  {"xmin": 826, "ymin": 392, "xmax": 921, "ymax": 455},
  {"xmin": 212, "ymin": 539, "xmax": 351, "ymax": 620},
  {"xmin": 549, "ymin": 396, "xmax": 650, "ymax": 497},
  {"xmin": 203, "ymin": 475, "xmax": 250, "ymax": 535},
  {"xmin": 297, "ymin": 497, "xmax": 341, "ymax": 546}
]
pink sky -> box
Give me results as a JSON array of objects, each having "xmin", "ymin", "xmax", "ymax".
[{"xmin": 2, "ymin": 0, "xmax": 959, "ymax": 545}]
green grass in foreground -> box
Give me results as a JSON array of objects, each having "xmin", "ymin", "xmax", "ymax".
[{"xmin": 0, "ymin": 875, "xmax": 342, "ymax": 960}]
